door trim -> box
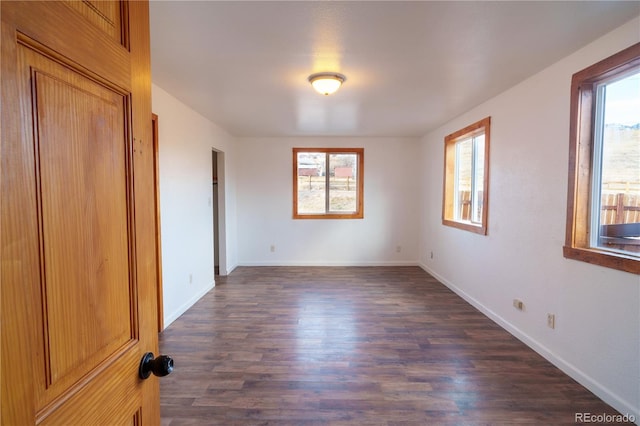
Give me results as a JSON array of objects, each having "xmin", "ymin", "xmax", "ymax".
[{"xmin": 152, "ymin": 113, "xmax": 164, "ymax": 332}]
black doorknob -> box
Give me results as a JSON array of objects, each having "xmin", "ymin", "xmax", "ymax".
[{"xmin": 139, "ymin": 352, "xmax": 174, "ymax": 379}]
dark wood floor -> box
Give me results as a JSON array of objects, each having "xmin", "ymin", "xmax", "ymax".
[{"xmin": 159, "ymin": 266, "xmax": 622, "ymax": 425}]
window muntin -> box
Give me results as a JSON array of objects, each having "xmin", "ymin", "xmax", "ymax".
[
  {"xmin": 564, "ymin": 42, "xmax": 640, "ymax": 274},
  {"xmin": 293, "ymin": 148, "xmax": 364, "ymax": 219},
  {"xmin": 443, "ymin": 117, "xmax": 490, "ymax": 234}
]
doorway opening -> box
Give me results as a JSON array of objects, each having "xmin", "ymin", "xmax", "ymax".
[{"xmin": 212, "ymin": 150, "xmax": 223, "ymax": 276}]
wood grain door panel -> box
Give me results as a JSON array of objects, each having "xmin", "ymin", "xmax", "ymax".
[
  {"xmin": 21, "ymin": 45, "xmax": 138, "ymax": 413},
  {"xmin": 37, "ymin": 349, "xmax": 141, "ymax": 425},
  {"xmin": 1, "ymin": 1, "xmax": 159, "ymax": 424},
  {"xmin": 63, "ymin": 0, "xmax": 127, "ymax": 45}
]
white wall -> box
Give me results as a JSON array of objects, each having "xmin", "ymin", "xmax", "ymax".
[
  {"xmin": 152, "ymin": 84, "xmax": 238, "ymax": 327},
  {"xmin": 235, "ymin": 137, "xmax": 420, "ymax": 266},
  {"xmin": 418, "ymin": 17, "xmax": 640, "ymax": 419}
]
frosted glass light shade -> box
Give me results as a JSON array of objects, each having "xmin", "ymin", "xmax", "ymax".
[{"xmin": 308, "ymin": 73, "xmax": 346, "ymax": 95}]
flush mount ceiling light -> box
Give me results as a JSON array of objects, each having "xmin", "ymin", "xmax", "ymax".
[{"xmin": 308, "ymin": 72, "xmax": 346, "ymax": 95}]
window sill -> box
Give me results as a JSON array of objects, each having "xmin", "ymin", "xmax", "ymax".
[
  {"xmin": 563, "ymin": 246, "xmax": 639, "ymax": 274},
  {"xmin": 442, "ymin": 219, "xmax": 487, "ymax": 235},
  {"xmin": 294, "ymin": 213, "xmax": 363, "ymax": 220}
]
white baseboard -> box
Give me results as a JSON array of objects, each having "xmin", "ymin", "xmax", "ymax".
[
  {"xmin": 226, "ymin": 262, "xmax": 238, "ymax": 275},
  {"xmin": 163, "ymin": 281, "xmax": 215, "ymax": 328},
  {"xmin": 418, "ymin": 262, "xmax": 639, "ymax": 423},
  {"xmin": 238, "ymin": 260, "xmax": 419, "ymax": 267},
  {"xmin": 220, "ymin": 262, "xmax": 239, "ymax": 276}
]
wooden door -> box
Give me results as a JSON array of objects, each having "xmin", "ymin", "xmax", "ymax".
[{"xmin": 1, "ymin": 1, "xmax": 161, "ymax": 424}]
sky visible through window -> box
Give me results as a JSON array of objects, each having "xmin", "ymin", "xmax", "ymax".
[{"xmin": 604, "ymin": 71, "xmax": 640, "ymax": 125}]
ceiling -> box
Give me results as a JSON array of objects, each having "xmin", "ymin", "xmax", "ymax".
[{"xmin": 149, "ymin": 1, "xmax": 639, "ymax": 138}]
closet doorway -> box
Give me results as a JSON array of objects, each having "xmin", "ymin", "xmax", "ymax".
[{"xmin": 212, "ymin": 150, "xmax": 224, "ymax": 276}]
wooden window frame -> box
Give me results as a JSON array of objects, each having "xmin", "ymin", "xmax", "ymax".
[
  {"xmin": 442, "ymin": 117, "xmax": 491, "ymax": 235},
  {"xmin": 293, "ymin": 147, "xmax": 364, "ymax": 219},
  {"xmin": 563, "ymin": 42, "xmax": 640, "ymax": 274}
]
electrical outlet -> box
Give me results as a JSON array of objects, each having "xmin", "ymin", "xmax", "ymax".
[
  {"xmin": 513, "ymin": 299, "xmax": 524, "ymax": 311},
  {"xmin": 189, "ymin": 273, "xmax": 193, "ymax": 284},
  {"xmin": 396, "ymin": 245, "xmax": 402, "ymax": 253},
  {"xmin": 547, "ymin": 313, "xmax": 555, "ymax": 329},
  {"xmin": 270, "ymin": 245, "xmax": 276, "ymax": 252},
  {"xmin": 430, "ymin": 251, "xmax": 434, "ymax": 259}
]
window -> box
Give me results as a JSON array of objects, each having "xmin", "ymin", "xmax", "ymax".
[
  {"xmin": 442, "ymin": 117, "xmax": 490, "ymax": 234},
  {"xmin": 564, "ymin": 43, "xmax": 640, "ymax": 274},
  {"xmin": 293, "ymin": 148, "xmax": 364, "ymax": 219}
]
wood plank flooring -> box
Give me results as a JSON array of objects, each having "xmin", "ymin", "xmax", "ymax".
[{"xmin": 159, "ymin": 266, "xmax": 623, "ymax": 425}]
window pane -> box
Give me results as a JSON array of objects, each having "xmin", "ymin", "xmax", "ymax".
[
  {"xmin": 297, "ymin": 152, "xmax": 326, "ymax": 214},
  {"xmin": 594, "ymin": 71, "xmax": 640, "ymax": 254},
  {"xmin": 442, "ymin": 117, "xmax": 490, "ymax": 234},
  {"xmin": 329, "ymin": 153, "xmax": 357, "ymax": 212},
  {"xmin": 472, "ymin": 134, "xmax": 485, "ymax": 223},
  {"xmin": 455, "ymin": 138, "xmax": 472, "ymax": 221},
  {"xmin": 293, "ymin": 147, "xmax": 363, "ymax": 219}
]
